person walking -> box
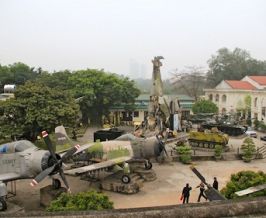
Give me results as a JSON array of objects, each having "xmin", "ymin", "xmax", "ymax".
[
  {"xmin": 181, "ymin": 183, "xmax": 192, "ymax": 204},
  {"xmin": 197, "ymin": 182, "xmax": 207, "ymax": 202},
  {"xmin": 213, "ymin": 177, "xmax": 218, "ymax": 190}
]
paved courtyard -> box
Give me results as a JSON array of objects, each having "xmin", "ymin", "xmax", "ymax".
[{"xmin": 6, "ymin": 127, "xmax": 266, "ymax": 212}]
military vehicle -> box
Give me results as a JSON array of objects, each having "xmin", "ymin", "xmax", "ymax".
[
  {"xmin": 201, "ymin": 121, "xmax": 247, "ymax": 136},
  {"xmin": 188, "ymin": 129, "xmax": 229, "ymax": 149}
]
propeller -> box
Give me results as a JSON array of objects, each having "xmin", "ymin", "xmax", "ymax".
[
  {"xmin": 190, "ymin": 166, "xmax": 226, "ymax": 201},
  {"xmin": 30, "ymin": 131, "xmax": 80, "ymax": 192}
]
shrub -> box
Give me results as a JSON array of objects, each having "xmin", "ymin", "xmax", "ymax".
[
  {"xmin": 46, "ymin": 191, "xmax": 113, "ymax": 212},
  {"xmin": 221, "ymin": 171, "xmax": 266, "ymax": 199},
  {"xmin": 214, "ymin": 144, "xmax": 223, "ymax": 158},
  {"xmin": 241, "ymin": 137, "xmax": 256, "ymax": 162},
  {"xmin": 176, "ymin": 144, "xmax": 192, "ymax": 164}
]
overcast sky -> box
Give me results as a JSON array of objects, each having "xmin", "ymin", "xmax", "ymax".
[{"xmin": 0, "ymin": 0, "xmax": 265, "ymax": 79}]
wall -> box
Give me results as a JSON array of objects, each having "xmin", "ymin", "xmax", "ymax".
[{"xmin": 2, "ymin": 196, "xmax": 266, "ymax": 218}]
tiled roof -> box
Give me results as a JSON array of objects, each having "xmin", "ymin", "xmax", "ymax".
[
  {"xmin": 225, "ymin": 80, "xmax": 256, "ymax": 90},
  {"xmin": 248, "ymin": 76, "xmax": 266, "ymax": 85}
]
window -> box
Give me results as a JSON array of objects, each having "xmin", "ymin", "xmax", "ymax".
[
  {"xmin": 254, "ymin": 97, "xmax": 258, "ymax": 107},
  {"xmin": 215, "ymin": 94, "xmax": 219, "ymax": 102},
  {"xmin": 133, "ymin": 111, "xmax": 139, "ymax": 117},
  {"xmin": 222, "ymin": 95, "xmax": 226, "ymax": 102},
  {"xmin": 262, "ymin": 107, "xmax": 266, "ymax": 117},
  {"xmin": 209, "ymin": 94, "xmax": 213, "ymax": 101}
]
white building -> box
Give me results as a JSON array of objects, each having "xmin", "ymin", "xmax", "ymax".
[{"xmin": 204, "ymin": 76, "xmax": 266, "ymax": 124}]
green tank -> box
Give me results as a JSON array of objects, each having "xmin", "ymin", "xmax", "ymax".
[{"xmin": 188, "ymin": 130, "xmax": 229, "ymax": 149}]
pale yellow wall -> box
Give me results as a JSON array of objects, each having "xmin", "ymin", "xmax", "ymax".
[
  {"xmin": 132, "ymin": 110, "xmax": 145, "ymax": 123},
  {"xmin": 205, "ymin": 89, "xmax": 266, "ymax": 124}
]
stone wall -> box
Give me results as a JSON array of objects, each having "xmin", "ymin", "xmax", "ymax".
[{"xmin": 2, "ymin": 196, "xmax": 266, "ymax": 218}]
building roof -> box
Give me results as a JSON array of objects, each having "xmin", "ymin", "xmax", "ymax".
[
  {"xmin": 225, "ymin": 80, "xmax": 256, "ymax": 90},
  {"xmin": 136, "ymin": 94, "xmax": 194, "ymax": 101},
  {"xmin": 248, "ymin": 76, "xmax": 266, "ymax": 85}
]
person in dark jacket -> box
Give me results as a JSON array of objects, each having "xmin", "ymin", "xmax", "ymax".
[
  {"xmin": 197, "ymin": 182, "xmax": 208, "ymax": 202},
  {"xmin": 182, "ymin": 183, "xmax": 192, "ymax": 204},
  {"xmin": 213, "ymin": 177, "xmax": 218, "ymax": 190}
]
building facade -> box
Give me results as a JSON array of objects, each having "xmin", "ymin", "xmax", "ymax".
[
  {"xmin": 109, "ymin": 94, "xmax": 194, "ymax": 126},
  {"xmin": 204, "ymin": 76, "xmax": 266, "ymax": 124}
]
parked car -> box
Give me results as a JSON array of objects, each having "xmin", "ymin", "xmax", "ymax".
[
  {"xmin": 260, "ymin": 135, "xmax": 266, "ymax": 141},
  {"xmin": 245, "ymin": 128, "xmax": 257, "ymax": 138}
]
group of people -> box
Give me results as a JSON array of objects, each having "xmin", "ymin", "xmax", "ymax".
[{"xmin": 181, "ymin": 177, "xmax": 218, "ymax": 204}]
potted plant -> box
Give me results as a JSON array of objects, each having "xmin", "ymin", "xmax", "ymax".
[
  {"xmin": 241, "ymin": 137, "xmax": 256, "ymax": 162},
  {"xmin": 214, "ymin": 144, "xmax": 223, "ymax": 160},
  {"xmin": 176, "ymin": 144, "xmax": 192, "ymax": 164}
]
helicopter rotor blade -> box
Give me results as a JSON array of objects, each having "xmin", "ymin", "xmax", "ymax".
[{"xmin": 190, "ymin": 166, "xmax": 207, "ymax": 185}]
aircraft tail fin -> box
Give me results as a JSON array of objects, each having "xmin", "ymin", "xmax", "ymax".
[{"xmin": 55, "ymin": 125, "xmax": 74, "ymax": 148}]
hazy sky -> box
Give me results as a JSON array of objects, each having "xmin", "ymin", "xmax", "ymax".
[{"xmin": 0, "ymin": 0, "xmax": 265, "ymax": 79}]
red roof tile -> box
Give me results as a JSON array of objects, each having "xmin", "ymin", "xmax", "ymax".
[
  {"xmin": 225, "ymin": 80, "xmax": 256, "ymax": 90},
  {"xmin": 248, "ymin": 76, "xmax": 266, "ymax": 85}
]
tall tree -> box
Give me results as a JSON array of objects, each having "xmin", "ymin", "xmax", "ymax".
[
  {"xmin": 68, "ymin": 70, "xmax": 140, "ymax": 125},
  {"xmin": 207, "ymin": 48, "xmax": 266, "ymax": 87},
  {"xmin": 171, "ymin": 66, "xmax": 207, "ymax": 100},
  {"xmin": 192, "ymin": 99, "xmax": 218, "ymax": 114},
  {"xmin": 0, "ymin": 62, "xmax": 39, "ymax": 90},
  {"xmin": 35, "ymin": 70, "xmax": 72, "ymax": 91},
  {"xmin": 0, "ymin": 81, "xmax": 79, "ymax": 141}
]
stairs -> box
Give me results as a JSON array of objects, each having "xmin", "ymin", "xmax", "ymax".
[{"xmin": 256, "ymin": 146, "xmax": 266, "ymax": 159}]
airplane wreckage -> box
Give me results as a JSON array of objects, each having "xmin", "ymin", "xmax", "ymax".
[{"xmin": 3, "ymin": 56, "xmax": 258, "ymax": 212}]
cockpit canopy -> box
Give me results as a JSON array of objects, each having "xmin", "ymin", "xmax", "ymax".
[{"xmin": 0, "ymin": 140, "xmax": 35, "ymax": 153}]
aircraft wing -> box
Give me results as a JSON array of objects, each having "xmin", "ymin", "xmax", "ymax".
[
  {"xmin": 64, "ymin": 156, "xmax": 132, "ymax": 176},
  {"xmin": 0, "ymin": 173, "xmax": 21, "ymax": 182},
  {"xmin": 58, "ymin": 142, "xmax": 94, "ymax": 157},
  {"xmin": 235, "ymin": 184, "xmax": 266, "ymax": 196}
]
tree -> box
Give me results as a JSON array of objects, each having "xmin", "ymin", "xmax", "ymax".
[
  {"xmin": 171, "ymin": 66, "xmax": 207, "ymax": 100},
  {"xmin": 241, "ymin": 137, "xmax": 256, "ymax": 162},
  {"xmin": 192, "ymin": 99, "xmax": 218, "ymax": 114},
  {"xmin": 221, "ymin": 171, "xmax": 266, "ymax": 199},
  {"xmin": 35, "ymin": 70, "xmax": 72, "ymax": 91},
  {"xmin": 68, "ymin": 70, "xmax": 140, "ymax": 125},
  {"xmin": 207, "ymin": 48, "xmax": 266, "ymax": 87},
  {"xmin": 47, "ymin": 191, "xmax": 113, "ymax": 211},
  {"xmin": 0, "ymin": 81, "xmax": 79, "ymax": 141},
  {"xmin": 0, "ymin": 62, "xmax": 39, "ymax": 90},
  {"xmin": 214, "ymin": 144, "xmax": 223, "ymax": 159},
  {"xmin": 175, "ymin": 144, "xmax": 192, "ymax": 164}
]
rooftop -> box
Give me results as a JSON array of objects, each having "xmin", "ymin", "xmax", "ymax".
[
  {"xmin": 248, "ymin": 76, "xmax": 266, "ymax": 85},
  {"xmin": 225, "ymin": 80, "xmax": 256, "ymax": 90}
]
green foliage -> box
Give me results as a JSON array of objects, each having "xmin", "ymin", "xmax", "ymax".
[
  {"xmin": 221, "ymin": 171, "xmax": 266, "ymax": 199},
  {"xmin": 241, "ymin": 137, "xmax": 256, "ymax": 162},
  {"xmin": 46, "ymin": 191, "xmax": 113, "ymax": 212},
  {"xmin": 0, "ymin": 62, "xmax": 39, "ymax": 90},
  {"xmin": 0, "ymin": 82, "xmax": 79, "ymax": 141},
  {"xmin": 68, "ymin": 70, "xmax": 140, "ymax": 125},
  {"xmin": 207, "ymin": 47, "xmax": 266, "ymax": 87},
  {"xmin": 192, "ymin": 99, "xmax": 218, "ymax": 114},
  {"xmin": 214, "ymin": 144, "xmax": 223, "ymax": 158},
  {"xmin": 35, "ymin": 70, "xmax": 72, "ymax": 91},
  {"xmin": 254, "ymin": 120, "xmax": 266, "ymax": 132},
  {"xmin": 176, "ymin": 144, "xmax": 192, "ymax": 164}
]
